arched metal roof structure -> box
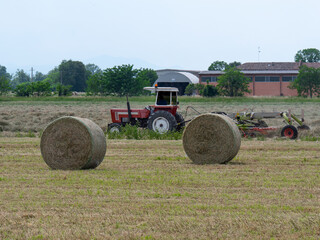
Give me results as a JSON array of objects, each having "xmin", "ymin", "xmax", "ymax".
[{"xmin": 154, "ymin": 71, "xmax": 199, "ymax": 85}]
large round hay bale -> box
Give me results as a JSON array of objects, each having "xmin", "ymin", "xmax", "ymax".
[
  {"xmin": 40, "ymin": 116, "xmax": 106, "ymax": 170},
  {"xmin": 182, "ymin": 113, "xmax": 241, "ymax": 164}
]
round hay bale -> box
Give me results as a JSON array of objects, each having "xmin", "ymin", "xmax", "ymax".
[
  {"xmin": 40, "ymin": 116, "xmax": 106, "ymax": 170},
  {"xmin": 182, "ymin": 113, "xmax": 241, "ymax": 164}
]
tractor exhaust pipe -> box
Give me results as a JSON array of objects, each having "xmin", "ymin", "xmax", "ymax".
[{"xmin": 126, "ymin": 94, "xmax": 133, "ymax": 123}]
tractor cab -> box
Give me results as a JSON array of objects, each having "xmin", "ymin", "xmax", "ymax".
[{"xmin": 143, "ymin": 86, "xmax": 179, "ymax": 106}]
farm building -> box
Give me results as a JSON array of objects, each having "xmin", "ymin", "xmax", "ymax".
[
  {"xmin": 199, "ymin": 62, "xmax": 320, "ymax": 96},
  {"xmin": 155, "ymin": 69, "xmax": 199, "ymax": 95}
]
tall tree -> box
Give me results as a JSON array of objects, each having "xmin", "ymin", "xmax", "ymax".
[
  {"xmin": 59, "ymin": 60, "xmax": 87, "ymax": 92},
  {"xmin": 217, "ymin": 67, "xmax": 251, "ymax": 97},
  {"xmin": 294, "ymin": 48, "xmax": 320, "ymax": 62},
  {"xmin": 290, "ymin": 65, "xmax": 320, "ymax": 98},
  {"xmin": 86, "ymin": 72, "xmax": 104, "ymax": 95},
  {"xmin": 136, "ymin": 68, "xmax": 158, "ymax": 87},
  {"xmin": 11, "ymin": 69, "xmax": 30, "ymax": 88},
  {"xmin": 102, "ymin": 64, "xmax": 149, "ymax": 96},
  {"xmin": 208, "ymin": 61, "xmax": 228, "ymax": 71},
  {"xmin": 0, "ymin": 65, "xmax": 11, "ymax": 79},
  {"xmin": 85, "ymin": 63, "xmax": 102, "ymax": 75},
  {"xmin": 208, "ymin": 61, "xmax": 242, "ymax": 71},
  {"xmin": 227, "ymin": 61, "xmax": 242, "ymax": 69},
  {"xmin": 0, "ymin": 76, "xmax": 11, "ymax": 95},
  {"xmin": 34, "ymin": 71, "xmax": 47, "ymax": 82}
]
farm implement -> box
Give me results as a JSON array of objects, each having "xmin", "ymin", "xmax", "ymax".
[
  {"xmin": 183, "ymin": 107, "xmax": 310, "ymax": 139},
  {"xmin": 228, "ymin": 110, "xmax": 310, "ymax": 139}
]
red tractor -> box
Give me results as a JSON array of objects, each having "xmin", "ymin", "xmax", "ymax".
[{"xmin": 108, "ymin": 86, "xmax": 185, "ymax": 133}]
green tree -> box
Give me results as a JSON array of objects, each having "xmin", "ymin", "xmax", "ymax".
[
  {"xmin": 34, "ymin": 71, "xmax": 47, "ymax": 82},
  {"xmin": 102, "ymin": 64, "xmax": 148, "ymax": 96},
  {"xmin": 14, "ymin": 82, "xmax": 32, "ymax": 96},
  {"xmin": 33, "ymin": 80, "xmax": 52, "ymax": 96},
  {"xmin": 0, "ymin": 65, "xmax": 11, "ymax": 80},
  {"xmin": 137, "ymin": 68, "xmax": 158, "ymax": 87},
  {"xmin": 86, "ymin": 72, "xmax": 104, "ymax": 95},
  {"xmin": 56, "ymin": 83, "xmax": 72, "ymax": 96},
  {"xmin": 0, "ymin": 76, "xmax": 11, "ymax": 95},
  {"xmin": 136, "ymin": 68, "xmax": 158, "ymax": 87},
  {"xmin": 202, "ymin": 83, "xmax": 218, "ymax": 97},
  {"xmin": 85, "ymin": 63, "xmax": 102, "ymax": 76},
  {"xmin": 208, "ymin": 61, "xmax": 242, "ymax": 71},
  {"xmin": 184, "ymin": 83, "xmax": 195, "ymax": 95},
  {"xmin": 290, "ymin": 65, "xmax": 320, "ymax": 98},
  {"xmin": 227, "ymin": 61, "xmax": 241, "ymax": 69},
  {"xmin": 45, "ymin": 67, "xmax": 60, "ymax": 85},
  {"xmin": 14, "ymin": 80, "xmax": 52, "ymax": 97},
  {"xmin": 208, "ymin": 61, "xmax": 228, "ymax": 71},
  {"xmin": 217, "ymin": 67, "xmax": 251, "ymax": 97},
  {"xmin": 11, "ymin": 69, "xmax": 30, "ymax": 88},
  {"xmin": 59, "ymin": 60, "xmax": 87, "ymax": 92},
  {"xmin": 184, "ymin": 83, "xmax": 205, "ymax": 96},
  {"xmin": 295, "ymin": 48, "xmax": 320, "ymax": 62}
]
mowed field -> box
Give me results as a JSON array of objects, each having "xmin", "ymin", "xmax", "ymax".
[
  {"xmin": 0, "ymin": 97, "xmax": 320, "ymax": 239},
  {"xmin": 1, "ymin": 138, "xmax": 320, "ymax": 239}
]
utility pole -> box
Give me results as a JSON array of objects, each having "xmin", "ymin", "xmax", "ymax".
[{"xmin": 31, "ymin": 67, "xmax": 34, "ymax": 82}]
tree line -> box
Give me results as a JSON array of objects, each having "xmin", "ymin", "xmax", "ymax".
[
  {"xmin": 1, "ymin": 48, "xmax": 320, "ymax": 97},
  {"xmin": 0, "ymin": 61, "xmax": 158, "ymax": 97}
]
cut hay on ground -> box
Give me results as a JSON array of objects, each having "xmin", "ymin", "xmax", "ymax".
[
  {"xmin": 40, "ymin": 116, "xmax": 106, "ymax": 170},
  {"xmin": 183, "ymin": 113, "xmax": 241, "ymax": 164}
]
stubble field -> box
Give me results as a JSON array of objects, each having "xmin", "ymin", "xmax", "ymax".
[
  {"xmin": 1, "ymin": 138, "xmax": 320, "ymax": 239},
  {"xmin": 0, "ymin": 97, "xmax": 320, "ymax": 239}
]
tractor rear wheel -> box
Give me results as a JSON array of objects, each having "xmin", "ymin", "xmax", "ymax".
[
  {"xmin": 147, "ymin": 110, "xmax": 177, "ymax": 133},
  {"xmin": 281, "ymin": 125, "xmax": 298, "ymax": 139},
  {"xmin": 108, "ymin": 123, "xmax": 122, "ymax": 133},
  {"xmin": 175, "ymin": 112, "xmax": 185, "ymax": 131}
]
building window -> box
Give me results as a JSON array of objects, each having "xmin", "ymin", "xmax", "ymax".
[
  {"xmin": 201, "ymin": 76, "xmax": 218, "ymax": 83},
  {"xmin": 255, "ymin": 76, "xmax": 280, "ymax": 82},
  {"xmin": 255, "ymin": 76, "xmax": 265, "ymax": 82},
  {"xmin": 282, "ymin": 76, "xmax": 297, "ymax": 82},
  {"xmin": 270, "ymin": 76, "xmax": 280, "ymax": 82},
  {"xmin": 201, "ymin": 76, "xmax": 211, "ymax": 83},
  {"xmin": 246, "ymin": 76, "xmax": 253, "ymax": 82}
]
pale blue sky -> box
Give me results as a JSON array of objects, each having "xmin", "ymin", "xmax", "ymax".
[{"xmin": 1, "ymin": 0, "xmax": 319, "ymax": 74}]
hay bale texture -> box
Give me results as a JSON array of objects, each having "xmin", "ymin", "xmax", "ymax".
[
  {"xmin": 40, "ymin": 116, "xmax": 106, "ymax": 170},
  {"xmin": 183, "ymin": 113, "xmax": 241, "ymax": 164}
]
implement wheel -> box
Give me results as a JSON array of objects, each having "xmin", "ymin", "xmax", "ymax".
[{"xmin": 281, "ymin": 125, "xmax": 298, "ymax": 139}]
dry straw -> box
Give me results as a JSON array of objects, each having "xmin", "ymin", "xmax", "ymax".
[
  {"xmin": 183, "ymin": 113, "xmax": 241, "ymax": 164},
  {"xmin": 40, "ymin": 116, "xmax": 106, "ymax": 170}
]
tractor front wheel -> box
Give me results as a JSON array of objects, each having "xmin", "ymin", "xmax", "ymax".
[
  {"xmin": 147, "ymin": 111, "xmax": 177, "ymax": 133},
  {"xmin": 108, "ymin": 123, "xmax": 122, "ymax": 133},
  {"xmin": 281, "ymin": 125, "xmax": 298, "ymax": 139}
]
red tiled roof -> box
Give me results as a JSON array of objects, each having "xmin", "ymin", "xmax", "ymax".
[
  {"xmin": 302, "ymin": 62, "xmax": 320, "ymax": 68},
  {"xmin": 238, "ymin": 62, "xmax": 320, "ymax": 70},
  {"xmin": 238, "ymin": 62, "xmax": 300, "ymax": 70}
]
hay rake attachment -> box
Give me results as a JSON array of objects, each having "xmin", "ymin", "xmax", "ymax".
[{"xmin": 182, "ymin": 107, "xmax": 310, "ymax": 140}]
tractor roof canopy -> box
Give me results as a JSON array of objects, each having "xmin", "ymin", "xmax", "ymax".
[{"xmin": 143, "ymin": 87, "xmax": 179, "ymax": 92}]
